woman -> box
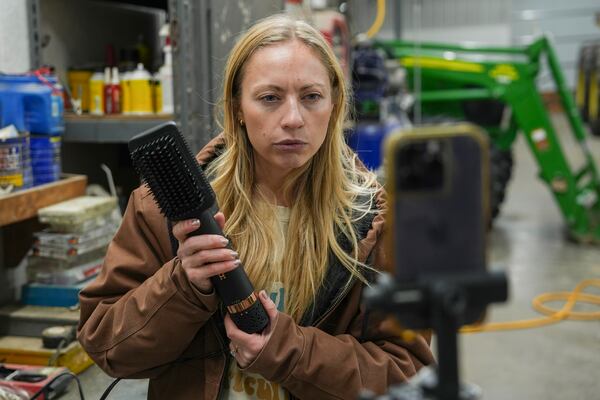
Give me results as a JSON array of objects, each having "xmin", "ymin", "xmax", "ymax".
[{"xmin": 78, "ymin": 14, "xmax": 434, "ymax": 400}]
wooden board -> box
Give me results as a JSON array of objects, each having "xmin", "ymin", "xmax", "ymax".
[
  {"xmin": 0, "ymin": 304, "xmax": 80, "ymax": 322},
  {"xmin": 0, "ymin": 174, "xmax": 87, "ymax": 227},
  {"xmin": 0, "ymin": 335, "xmax": 93, "ymax": 374}
]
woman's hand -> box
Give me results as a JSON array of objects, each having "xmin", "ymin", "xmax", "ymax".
[
  {"xmin": 224, "ymin": 290, "xmax": 279, "ymax": 368},
  {"xmin": 172, "ymin": 212, "xmax": 240, "ymax": 293}
]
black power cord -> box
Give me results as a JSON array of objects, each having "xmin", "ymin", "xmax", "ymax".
[{"xmin": 98, "ymin": 378, "xmax": 121, "ymax": 400}]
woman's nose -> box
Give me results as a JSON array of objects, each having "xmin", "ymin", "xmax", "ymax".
[{"xmin": 281, "ymin": 98, "xmax": 304, "ymax": 129}]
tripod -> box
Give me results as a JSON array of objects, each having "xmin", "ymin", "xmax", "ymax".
[{"xmin": 361, "ymin": 271, "xmax": 508, "ymax": 400}]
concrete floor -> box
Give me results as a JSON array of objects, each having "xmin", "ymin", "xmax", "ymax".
[
  {"xmin": 461, "ymin": 115, "xmax": 600, "ymax": 400},
  {"xmin": 60, "ymin": 115, "xmax": 600, "ymax": 399}
]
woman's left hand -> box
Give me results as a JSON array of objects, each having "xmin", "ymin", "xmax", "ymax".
[{"xmin": 224, "ymin": 290, "xmax": 279, "ymax": 368}]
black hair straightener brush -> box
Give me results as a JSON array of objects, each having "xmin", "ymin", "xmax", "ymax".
[{"xmin": 129, "ymin": 121, "xmax": 269, "ymax": 334}]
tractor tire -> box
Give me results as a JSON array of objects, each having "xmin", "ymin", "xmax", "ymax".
[
  {"xmin": 489, "ymin": 144, "xmax": 513, "ymax": 221},
  {"xmin": 590, "ymin": 116, "xmax": 600, "ymax": 137}
]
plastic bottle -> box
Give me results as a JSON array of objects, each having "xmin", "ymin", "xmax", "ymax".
[
  {"xmin": 110, "ymin": 67, "xmax": 122, "ymax": 114},
  {"xmin": 89, "ymin": 68, "xmax": 104, "ymax": 115},
  {"xmin": 67, "ymin": 69, "xmax": 92, "ymax": 113},
  {"xmin": 103, "ymin": 67, "xmax": 113, "ymax": 114},
  {"xmin": 157, "ymin": 42, "xmax": 174, "ymax": 114},
  {"xmin": 129, "ymin": 63, "xmax": 153, "ymax": 115},
  {"xmin": 121, "ymin": 68, "xmax": 132, "ymax": 115}
]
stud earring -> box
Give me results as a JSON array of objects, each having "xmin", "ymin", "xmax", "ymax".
[{"xmin": 239, "ymin": 119, "xmax": 244, "ymax": 126}]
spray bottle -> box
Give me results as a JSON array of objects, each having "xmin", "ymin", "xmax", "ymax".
[
  {"xmin": 103, "ymin": 67, "xmax": 113, "ymax": 114},
  {"xmin": 110, "ymin": 67, "xmax": 122, "ymax": 114}
]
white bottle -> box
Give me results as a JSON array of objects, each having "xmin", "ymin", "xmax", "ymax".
[
  {"xmin": 89, "ymin": 69, "xmax": 104, "ymax": 115},
  {"xmin": 158, "ymin": 44, "xmax": 174, "ymax": 114}
]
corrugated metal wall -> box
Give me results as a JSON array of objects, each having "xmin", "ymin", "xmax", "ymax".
[
  {"xmin": 399, "ymin": 0, "xmax": 510, "ymax": 30},
  {"xmin": 347, "ymin": 0, "xmax": 512, "ymax": 45},
  {"xmin": 348, "ymin": 0, "xmax": 600, "ymax": 89},
  {"xmin": 511, "ymin": 0, "xmax": 600, "ymax": 90}
]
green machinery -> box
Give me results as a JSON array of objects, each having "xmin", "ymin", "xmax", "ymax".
[{"xmin": 376, "ymin": 37, "xmax": 600, "ymax": 243}]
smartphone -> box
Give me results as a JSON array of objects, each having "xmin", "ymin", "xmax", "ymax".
[{"xmin": 384, "ymin": 123, "xmax": 490, "ymax": 326}]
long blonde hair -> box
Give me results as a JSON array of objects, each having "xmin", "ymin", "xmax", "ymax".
[{"xmin": 207, "ymin": 14, "xmax": 378, "ymax": 321}]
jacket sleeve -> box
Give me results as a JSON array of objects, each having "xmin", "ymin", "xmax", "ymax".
[
  {"xmin": 243, "ymin": 288, "xmax": 434, "ymax": 399},
  {"xmin": 242, "ymin": 189, "xmax": 435, "ymax": 399},
  {"xmin": 77, "ymin": 188, "xmax": 220, "ymax": 378}
]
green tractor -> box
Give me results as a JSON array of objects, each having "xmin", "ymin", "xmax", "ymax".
[{"xmin": 374, "ymin": 37, "xmax": 600, "ymax": 243}]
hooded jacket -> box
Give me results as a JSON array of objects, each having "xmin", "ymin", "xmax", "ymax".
[{"xmin": 77, "ymin": 135, "xmax": 435, "ymax": 399}]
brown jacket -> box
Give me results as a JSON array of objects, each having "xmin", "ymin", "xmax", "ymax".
[{"xmin": 77, "ymin": 136, "xmax": 434, "ymax": 399}]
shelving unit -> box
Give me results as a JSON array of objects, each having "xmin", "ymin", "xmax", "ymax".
[
  {"xmin": 0, "ymin": 0, "xmax": 284, "ymax": 308},
  {"xmin": 63, "ymin": 114, "xmax": 173, "ymax": 143},
  {"xmin": 27, "ymin": 0, "xmax": 283, "ymax": 151},
  {"xmin": 0, "ymin": 175, "xmax": 87, "ymax": 304}
]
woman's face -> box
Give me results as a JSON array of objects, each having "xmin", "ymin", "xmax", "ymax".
[{"xmin": 238, "ymin": 40, "xmax": 334, "ymax": 177}]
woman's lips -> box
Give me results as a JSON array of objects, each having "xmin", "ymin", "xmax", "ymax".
[{"xmin": 273, "ymin": 140, "xmax": 307, "ymax": 151}]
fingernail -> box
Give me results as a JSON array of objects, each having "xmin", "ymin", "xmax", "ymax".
[
  {"xmin": 260, "ymin": 290, "xmax": 267, "ymax": 300},
  {"xmin": 230, "ymin": 251, "xmax": 239, "ymax": 258},
  {"xmin": 221, "ymin": 237, "xmax": 229, "ymax": 246},
  {"xmin": 233, "ymin": 259, "xmax": 241, "ymax": 266},
  {"xmin": 191, "ymin": 219, "xmax": 200, "ymax": 226}
]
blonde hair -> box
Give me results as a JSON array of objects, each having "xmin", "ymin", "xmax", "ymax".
[{"xmin": 207, "ymin": 14, "xmax": 378, "ymax": 321}]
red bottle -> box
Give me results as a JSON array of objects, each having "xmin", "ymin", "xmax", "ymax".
[
  {"xmin": 110, "ymin": 67, "xmax": 122, "ymax": 114},
  {"xmin": 103, "ymin": 67, "xmax": 122, "ymax": 114},
  {"xmin": 103, "ymin": 67, "xmax": 113, "ymax": 114}
]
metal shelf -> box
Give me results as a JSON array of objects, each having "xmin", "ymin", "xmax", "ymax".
[{"xmin": 63, "ymin": 115, "xmax": 173, "ymax": 143}]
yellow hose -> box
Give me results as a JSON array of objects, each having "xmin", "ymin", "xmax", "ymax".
[
  {"xmin": 366, "ymin": 0, "xmax": 386, "ymax": 39},
  {"xmin": 461, "ymin": 279, "xmax": 600, "ymax": 333}
]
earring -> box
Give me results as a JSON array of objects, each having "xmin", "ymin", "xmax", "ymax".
[{"xmin": 239, "ymin": 119, "xmax": 244, "ymax": 126}]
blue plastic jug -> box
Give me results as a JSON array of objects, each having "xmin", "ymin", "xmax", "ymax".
[
  {"xmin": 346, "ymin": 123, "xmax": 386, "ymax": 170},
  {"xmin": 0, "ymin": 74, "xmax": 64, "ymax": 135}
]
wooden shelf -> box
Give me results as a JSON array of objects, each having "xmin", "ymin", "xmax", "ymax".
[{"xmin": 0, "ymin": 174, "xmax": 87, "ymax": 227}]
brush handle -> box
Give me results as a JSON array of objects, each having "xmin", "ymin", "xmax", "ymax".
[{"xmin": 189, "ymin": 211, "xmax": 269, "ymax": 334}]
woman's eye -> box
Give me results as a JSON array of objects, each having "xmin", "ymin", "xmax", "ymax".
[
  {"xmin": 304, "ymin": 93, "xmax": 322, "ymax": 101},
  {"xmin": 261, "ymin": 95, "xmax": 279, "ymax": 103}
]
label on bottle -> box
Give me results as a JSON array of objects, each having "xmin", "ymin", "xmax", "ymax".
[{"xmin": 129, "ymin": 79, "xmax": 153, "ymax": 114}]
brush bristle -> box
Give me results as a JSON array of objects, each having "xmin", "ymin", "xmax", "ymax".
[{"xmin": 129, "ymin": 123, "xmax": 215, "ymax": 220}]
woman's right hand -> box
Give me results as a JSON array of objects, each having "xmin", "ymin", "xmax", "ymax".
[{"xmin": 172, "ymin": 212, "xmax": 240, "ymax": 293}]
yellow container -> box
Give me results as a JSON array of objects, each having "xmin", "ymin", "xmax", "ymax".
[
  {"xmin": 129, "ymin": 63, "xmax": 153, "ymax": 114},
  {"xmin": 0, "ymin": 336, "xmax": 94, "ymax": 374},
  {"xmin": 67, "ymin": 70, "xmax": 92, "ymax": 112}
]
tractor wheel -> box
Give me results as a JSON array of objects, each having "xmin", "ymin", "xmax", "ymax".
[
  {"xmin": 590, "ymin": 115, "xmax": 600, "ymax": 137},
  {"xmin": 489, "ymin": 144, "xmax": 513, "ymax": 221}
]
